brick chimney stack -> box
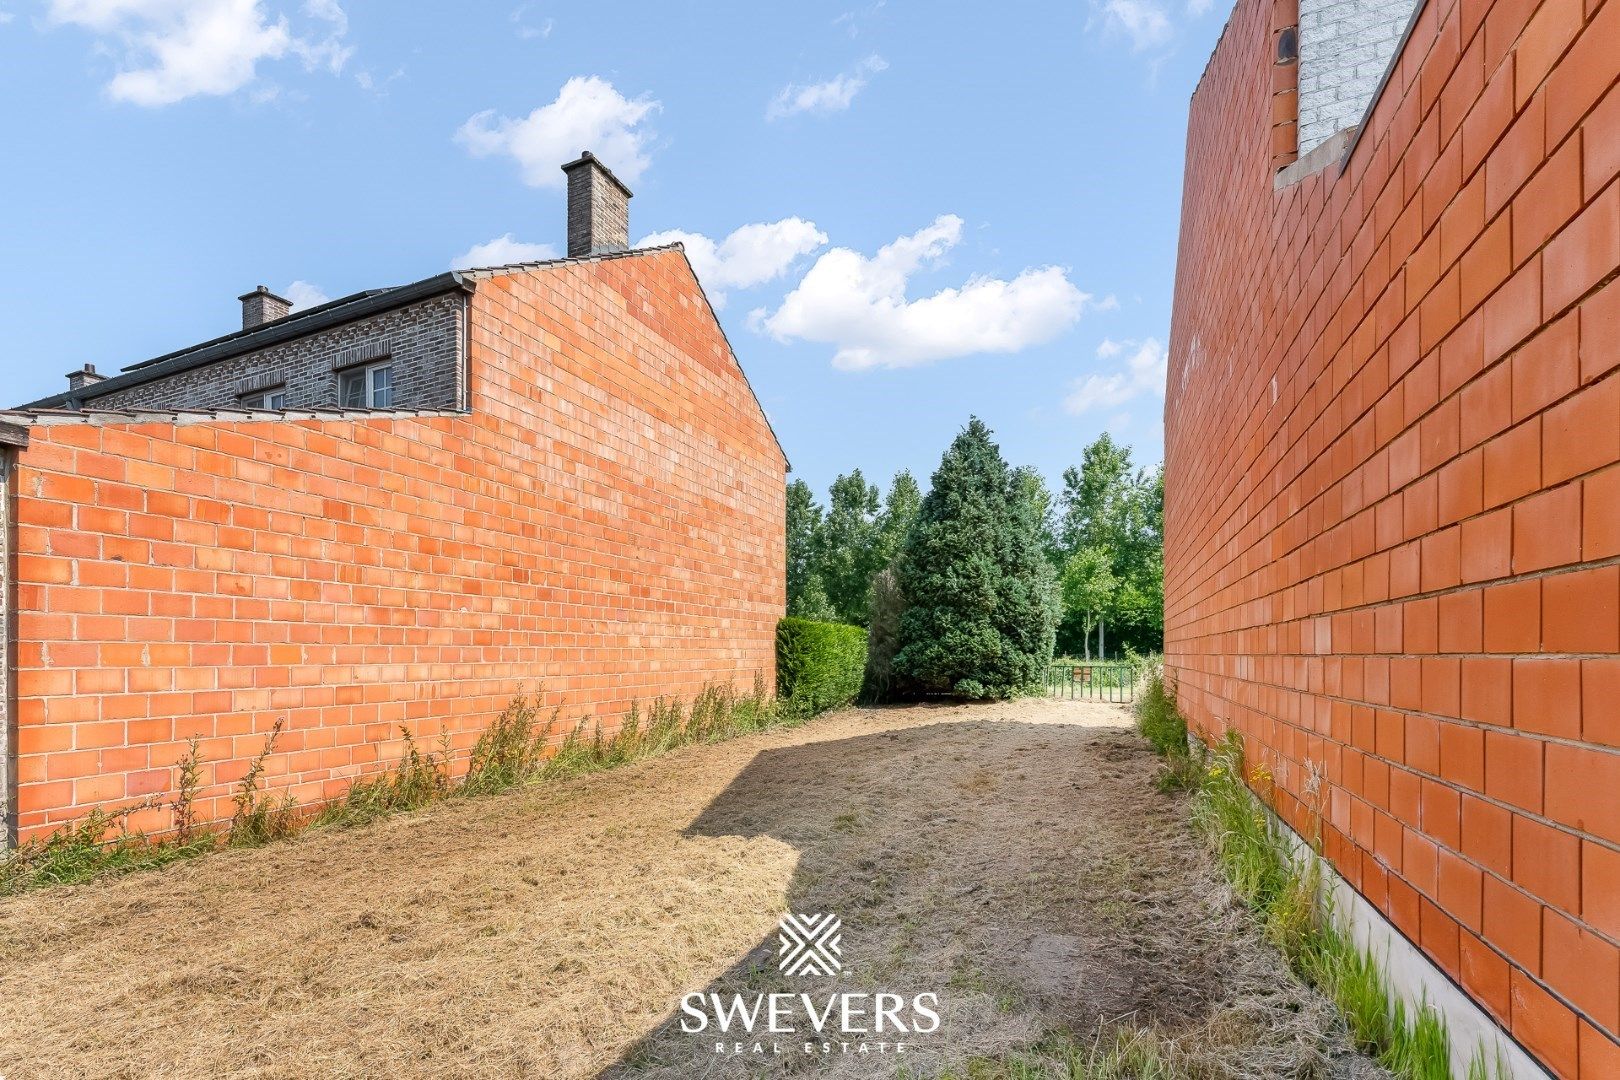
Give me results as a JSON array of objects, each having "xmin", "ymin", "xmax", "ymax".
[
  {"xmin": 65, "ymin": 363, "xmax": 105, "ymax": 391},
  {"xmin": 239, "ymin": 285, "xmax": 292, "ymax": 329},
  {"xmin": 561, "ymin": 151, "xmax": 632, "ymax": 257}
]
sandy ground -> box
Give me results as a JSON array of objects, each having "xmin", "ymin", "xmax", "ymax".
[{"xmin": 0, "ymin": 699, "xmax": 1376, "ymax": 1079}]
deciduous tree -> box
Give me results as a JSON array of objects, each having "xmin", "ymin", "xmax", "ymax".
[
  {"xmin": 1060, "ymin": 547, "xmax": 1115, "ymax": 660},
  {"xmin": 786, "ymin": 479, "xmax": 829, "ymax": 618},
  {"xmin": 816, "ymin": 469, "xmax": 882, "ymax": 625},
  {"xmin": 1052, "ymin": 437, "xmax": 1165, "ymax": 656}
]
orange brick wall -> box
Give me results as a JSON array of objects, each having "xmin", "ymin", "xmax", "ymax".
[
  {"xmin": 10, "ymin": 250, "xmax": 786, "ymax": 841},
  {"xmin": 1165, "ymin": 0, "xmax": 1619, "ymax": 1071}
]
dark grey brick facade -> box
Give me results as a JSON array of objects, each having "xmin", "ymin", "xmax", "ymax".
[
  {"xmin": 240, "ymin": 286, "xmax": 292, "ymax": 329},
  {"xmin": 564, "ymin": 153, "xmax": 631, "ymax": 257},
  {"xmin": 86, "ymin": 294, "xmax": 467, "ymax": 412}
]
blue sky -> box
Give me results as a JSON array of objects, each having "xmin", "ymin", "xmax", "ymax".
[{"xmin": 0, "ymin": 0, "xmax": 1228, "ymax": 498}]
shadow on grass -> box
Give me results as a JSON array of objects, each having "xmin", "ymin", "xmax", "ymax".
[{"xmin": 597, "ymin": 714, "xmax": 1238, "ymax": 1078}]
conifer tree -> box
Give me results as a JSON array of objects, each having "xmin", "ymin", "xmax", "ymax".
[{"xmin": 893, "ymin": 418, "xmax": 1059, "ymax": 698}]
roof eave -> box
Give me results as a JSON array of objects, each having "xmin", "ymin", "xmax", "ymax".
[{"xmin": 19, "ymin": 272, "xmax": 476, "ymax": 411}]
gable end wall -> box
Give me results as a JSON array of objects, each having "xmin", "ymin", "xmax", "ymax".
[{"xmin": 7, "ymin": 250, "xmax": 785, "ymax": 844}]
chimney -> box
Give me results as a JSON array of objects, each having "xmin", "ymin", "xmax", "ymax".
[
  {"xmin": 561, "ymin": 151, "xmax": 632, "ymax": 257},
  {"xmin": 239, "ymin": 285, "xmax": 292, "ymax": 329},
  {"xmin": 65, "ymin": 363, "xmax": 106, "ymax": 392}
]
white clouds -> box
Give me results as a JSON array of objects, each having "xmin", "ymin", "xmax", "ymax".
[
  {"xmin": 1097, "ymin": 0, "xmax": 1172, "ymax": 50},
  {"xmin": 353, "ymin": 65, "xmax": 402, "ymax": 94},
  {"xmin": 832, "ymin": 0, "xmax": 885, "ymax": 37},
  {"xmin": 457, "ymin": 76, "xmax": 659, "ymax": 189},
  {"xmin": 509, "ymin": 5, "xmax": 552, "ymax": 39},
  {"xmin": 450, "ymin": 234, "xmax": 560, "ymax": 269},
  {"xmin": 1063, "ymin": 337, "xmax": 1167, "ymax": 413},
  {"xmin": 301, "ymin": 0, "xmax": 343, "ymax": 32},
  {"xmin": 638, "ymin": 218, "xmax": 827, "ymax": 309},
  {"xmin": 47, "ymin": 0, "xmax": 352, "ymax": 106},
  {"xmin": 767, "ymin": 55, "xmax": 886, "ymax": 120},
  {"xmin": 296, "ymin": 0, "xmax": 351, "ymax": 72},
  {"xmin": 758, "ymin": 215, "xmax": 1090, "ymax": 371},
  {"xmin": 1186, "ymin": 0, "xmax": 1214, "ymax": 14},
  {"xmin": 282, "ymin": 280, "xmax": 329, "ymax": 311}
]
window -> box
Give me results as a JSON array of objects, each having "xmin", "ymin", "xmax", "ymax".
[
  {"xmin": 241, "ymin": 387, "xmax": 287, "ymax": 409},
  {"xmin": 339, "ymin": 361, "xmax": 395, "ymax": 408}
]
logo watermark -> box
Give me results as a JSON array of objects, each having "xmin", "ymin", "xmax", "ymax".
[
  {"xmin": 777, "ymin": 912, "xmax": 842, "ymax": 976},
  {"xmin": 677, "ymin": 911, "xmax": 941, "ymax": 1059}
]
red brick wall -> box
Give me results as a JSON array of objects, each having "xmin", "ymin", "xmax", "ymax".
[
  {"xmin": 1165, "ymin": 0, "xmax": 1619, "ymax": 1071},
  {"xmin": 11, "ymin": 250, "xmax": 786, "ymax": 841}
]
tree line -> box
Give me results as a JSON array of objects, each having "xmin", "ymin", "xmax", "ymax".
[{"xmin": 787, "ymin": 419, "xmax": 1164, "ymax": 699}]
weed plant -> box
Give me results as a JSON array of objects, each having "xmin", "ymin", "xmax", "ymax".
[
  {"xmin": 1, "ymin": 675, "xmax": 794, "ymax": 894},
  {"xmin": 1136, "ymin": 666, "xmax": 1500, "ymax": 1080}
]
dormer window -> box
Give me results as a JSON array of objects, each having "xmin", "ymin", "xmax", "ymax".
[{"xmin": 339, "ymin": 361, "xmax": 395, "ymax": 408}]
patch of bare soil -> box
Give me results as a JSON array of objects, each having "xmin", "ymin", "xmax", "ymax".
[{"xmin": 0, "ymin": 699, "xmax": 1375, "ymax": 1079}]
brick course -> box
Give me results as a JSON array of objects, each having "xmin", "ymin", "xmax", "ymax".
[
  {"xmin": 6, "ymin": 250, "xmax": 785, "ymax": 842},
  {"xmin": 1166, "ymin": 0, "xmax": 1619, "ymax": 1070}
]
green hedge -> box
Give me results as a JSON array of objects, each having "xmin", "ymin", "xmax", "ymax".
[{"xmin": 776, "ymin": 617, "xmax": 868, "ymax": 716}]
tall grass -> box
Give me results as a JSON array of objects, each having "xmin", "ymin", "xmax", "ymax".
[
  {"xmin": 1130, "ymin": 657, "xmax": 1186, "ymax": 757},
  {"xmin": 171, "ymin": 736, "xmax": 203, "ymax": 843},
  {"xmin": 524, "ymin": 676, "xmax": 778, "ymax": 782},
  {"xmin": 1137, "ymin": 666, "xmax": 1504, "ymax": 1080},
  {"xmin": 315, "ymin": 676, "xmax": 781, "ymax": 828},
  {"xmin": 1195, "ymin": 731, "xmax": 1458, "ymax": 1077},
  {"xmin": 0, "ymin": 805, "xmax": 214, "ymax": 894},
  {"xmin": 1, "ymin": 676, "xmax": 791, "ymax": 893},
  {"xmin": 315, "ymin": 726, "xmax": 454, "ymax": 826}
]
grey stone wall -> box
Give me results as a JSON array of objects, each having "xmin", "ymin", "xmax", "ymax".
[
  {"xmin": 1297, "ymin": 0, "xmax": 1417, "ymax": 154},
  {"xmin": 87, "ymin": 294, "xmax": 466, "ymax": 411}
]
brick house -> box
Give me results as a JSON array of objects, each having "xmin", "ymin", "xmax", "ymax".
[
  {"xmin": 1166, "ymin": 0, "xmax": 1618, "ymax": 1070},
  {"xmin": 0, "ymin": 152, "xmax": 788, "ymax": 847}
]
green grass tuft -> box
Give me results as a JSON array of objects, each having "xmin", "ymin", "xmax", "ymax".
[
  {"xmin": 2, "ymin": 673, "xmax": 813, "ymax": 895},
  {"xmin": 1182, "ymin": 720, "xmax": 1456, "ymax": 1080},
  {"xmin": 461, "ymin": 694, "xmax": 554, "ymax": 795},
  {"xmin": 1131, "ymin": 660, "xmax": 1197, "ymax": 793},
  {"xmin": 0, "ymin": 807, "xmax": 214, "ymax": 895},
  {"xmin": 317, "ymin": 726, "xmax": 454, "ymax": 827}
]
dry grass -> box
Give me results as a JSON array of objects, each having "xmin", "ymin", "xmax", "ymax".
[
  {"xmin": 1, "ymin": 682, "xmax": 781, "ymax": 896},
  {"xmin": 0, "ymin": 698, "xmax": 1376, "ymax": 1079}
]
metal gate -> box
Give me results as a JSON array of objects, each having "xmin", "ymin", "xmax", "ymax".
[{"xmin": 1045, "ymin": 661, "xmax": 1139, "ymax": 703}]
